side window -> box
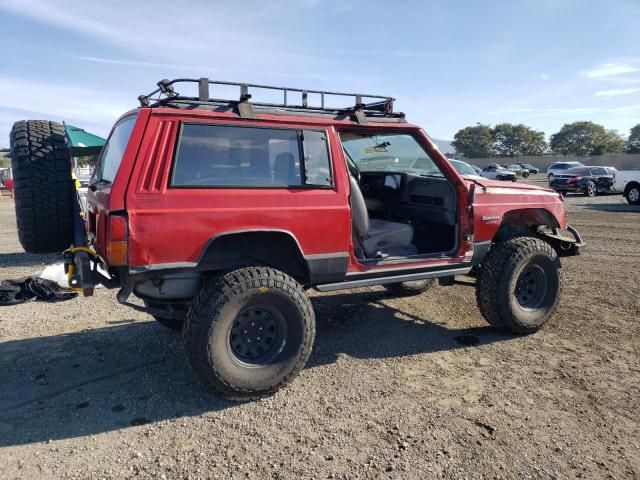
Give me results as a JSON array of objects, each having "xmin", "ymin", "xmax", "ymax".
[
  {"xmin": 172, "ymin": 124, "xmax": 301, "ymax": 187},
  {"xmin": 302, "ymin": 130, "xmax": 332, "ymax": 186},
  {"xmin": 591, "ymin": 167, "xmax": 606, "ymax": 176}
]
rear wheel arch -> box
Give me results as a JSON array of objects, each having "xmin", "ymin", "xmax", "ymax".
[
  {"xmin": 624, "ymin": 182, "xmax": 640, "ymax": 205},
  {"xmin": 624, "ymin": 181, "xmax": 640, "ymax": 196},
  {"xmin": 196, "ymin": 230, "xmax": 310, "ymax": 285}
]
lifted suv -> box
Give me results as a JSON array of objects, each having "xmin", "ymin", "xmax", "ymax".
[{"xmin": 10, "ymin": 79, "xmax": 583, "ymax": 399}]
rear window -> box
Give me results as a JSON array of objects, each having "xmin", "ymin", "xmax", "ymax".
[
  {"xmin": 172, "ymin": 124, "xmax": 332, "ymax": 188},
  {"xmin": 94, "ymin": 116, "xmax": 137, "ymax": 183}
]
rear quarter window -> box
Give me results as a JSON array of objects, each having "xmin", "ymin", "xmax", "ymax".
[{"xmin": 94, "ymin": 116, "xmax": 137, "ymax": 183}]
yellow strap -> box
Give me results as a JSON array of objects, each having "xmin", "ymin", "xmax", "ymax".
[{"xmin": 69, "ymin": 246, "xmax": 99, "ymax": 258}]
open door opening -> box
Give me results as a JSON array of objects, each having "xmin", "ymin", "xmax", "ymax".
[{"xmin": 340, "ymin": 131, "xmax": 458, "ymax": 263}]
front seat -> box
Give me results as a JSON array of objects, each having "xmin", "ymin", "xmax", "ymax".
[
  {"xmin": 273, "ymin": 152, "xmax": 299, "ymax": 186},
  {"xmin": 349, "ymin": 175, "xmax": 417, "ymax": 258}
]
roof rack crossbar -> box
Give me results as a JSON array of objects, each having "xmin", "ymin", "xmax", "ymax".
[{"xmin": 138, "ymin": 78, "xmax": 401, "ymax": 118}]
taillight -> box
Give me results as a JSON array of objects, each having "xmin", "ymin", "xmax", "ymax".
[{"xmin": 107, "ymin": 214, "xmax": 128, "ymax": 266}]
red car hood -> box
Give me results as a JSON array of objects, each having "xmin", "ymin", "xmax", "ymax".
[{"xmin": 465, "ymin": 177, "xmax": 556, "ymax": 193}]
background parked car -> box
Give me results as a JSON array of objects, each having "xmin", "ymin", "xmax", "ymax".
[
  {"xmin": 546, "ymin": 161, "xmax": 585, "ymax": 181},
  {"xmin": 449, "ymin": 159, "xmax": 484, "ymax": 179},
  {"xmin": 471, "ymin": 164, "xmax": 483, "ymax": 175},
  {"xmin": 481, "ymin": 164, "xmax": 517, "ymax": 181},
  {"xmin": 549, "ymin": 166, "xmax": 616, "ymax": 197},
  {"xmin": 502, "ymin": 163, "xmax": 530, "ymax": 178},
  {"xmin": 517, "ymin": 163, "xmax": 539, "ymax": 174},
  {"xmin": 613, "ymin": 170, "xmax": 640, "ymax": 205}
]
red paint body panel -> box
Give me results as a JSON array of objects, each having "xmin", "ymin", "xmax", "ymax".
[
  {"xmin": 470, "ymin": 180, "xmax": 566, "ymax": 241},
  {"xmin": 87, "ymin": 106, "xmax": 569, "ymax": 279}
]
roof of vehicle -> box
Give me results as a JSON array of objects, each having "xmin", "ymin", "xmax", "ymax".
[
  {"xmin": 566, "ymin": 166, "xmax": 616, "ymax": 174},
  {"xmin": 551, "ymin": 161, "xmax": 584, "ymax": 167}
]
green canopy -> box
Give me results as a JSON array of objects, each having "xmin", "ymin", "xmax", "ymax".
[{"xmin": 64, "ymin": 124, "xmax": 106, "ymax": 157}]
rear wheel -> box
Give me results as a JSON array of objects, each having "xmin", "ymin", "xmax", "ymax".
[
  {"xmin": 384, "ymin": 279, "xmax": 435, "ymax": 296},
  {"xmin": 183, "ymin": 267, "xmax": 315, "ymax": 399},
  {"xmin": 9, "ymin": 120, "xmax": 75, "ymax": 253},
  {"xmin": 585, "ymin": 181, "xmax": 597, "ymax": 197},
  {"xmin": 625, "ymin": 184, "xmax": 640, "ymax": 205},
  {"xmin": 476, "ymin": 237, "xmax": 562, "ymax": 334},
  {"xmin": 522, "ymin": 171, "xmax": 529, "ymax": 178}
]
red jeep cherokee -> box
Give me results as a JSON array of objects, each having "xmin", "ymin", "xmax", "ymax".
[{"xmin": 10, "ymin": 79, "xmax": 583, "ymax": 399}]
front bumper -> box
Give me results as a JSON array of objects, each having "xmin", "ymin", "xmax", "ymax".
[{"xmin": 538, "ymin": 224, "xmax": 585, "ymax": 257}]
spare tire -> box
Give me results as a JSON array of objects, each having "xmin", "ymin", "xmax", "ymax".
[{"xmin": 10, "ymin": 120, "xmax": 75, "ymax": 253}]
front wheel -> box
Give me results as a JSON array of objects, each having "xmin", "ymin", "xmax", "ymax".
[
  {"xmin": 625, "ymin": 184, "xmax": 640, "ymax": 205},
  {"xmin": 523, "ymin": 171, "xmax": 529, "ymax": 178},
  {"xmin": 183, "ymin": 267, "xmax": 315, "ymax": 399},
  {"xmin": 476, "ymin": 237, "xmax": 562, "ymax": 334}
]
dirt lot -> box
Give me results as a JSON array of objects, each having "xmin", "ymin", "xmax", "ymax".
[{"xmin": 0, "ymin": 182, "xmax": 638, "ymax": 480}]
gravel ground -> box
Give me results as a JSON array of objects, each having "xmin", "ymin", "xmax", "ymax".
[{"xmin": 0, "ymin": 181, "xmax": 639, "ymax": 479}]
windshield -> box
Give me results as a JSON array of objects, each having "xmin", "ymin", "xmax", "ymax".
[
  {"xmin": 450, "ymin": 160, "xmax": 477, "ymax": 176},
  {"xmin": 340, "ymin": 132, "xmax": 443, "ymax": 177}
]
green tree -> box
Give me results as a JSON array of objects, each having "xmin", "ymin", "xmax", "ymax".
[
  {"xmin": 626, "ymin": 124, "xmax": 640, "ymax": 153},
  {"xmin": 593, "ymin": 129, "xmax": 625, "ymax": 155},
  {"xmin": 452, "ymin": 124, "xmax": 494, "ymax": 158},
  {"xmin": 550, "ymin": 121, "xmax": 624, "ymax": 156},
  {"xmin": 492, "ymin": 123, "xmax": 547, "ymax": 157}
]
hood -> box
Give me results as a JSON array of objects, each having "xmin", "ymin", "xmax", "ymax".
[{"xmin": 465, "ymin": 177, "xmax": 556, "ymax": 193}]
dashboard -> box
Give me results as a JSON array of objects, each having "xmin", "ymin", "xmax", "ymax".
[{"xmin": 358, "ymin": 171, "xmax": 456, "ymax": 225}]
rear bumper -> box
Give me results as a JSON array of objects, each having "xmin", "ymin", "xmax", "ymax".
[{"xmin": 550, "ymin": 183, "xmax": 582, "ymax": 192}]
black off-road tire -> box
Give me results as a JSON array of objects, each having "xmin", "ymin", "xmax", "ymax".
[
  {"xmin": 476, "ymin": 237, "xmax": 563, "ymax": 334},
  {"xmin": 183, "ymin": 267, "xmax": 315, "ymax": 399},
  {"xmin": 384, "ymin": 279, "xmax": 435, "ymax": 296},
  {"xmin": 143, "ymin": 300, "xmax": 186, "ymax": 331},
  {"xmin": 625, "ymin": 183, "xmax": 640, "ymax": 205},
  {"xmin": 9, "ymin": 120, "xmax": 75, "ymax": 253}
]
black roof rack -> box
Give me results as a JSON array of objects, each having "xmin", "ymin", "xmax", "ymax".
[{"xmin": 138, "ymin": 78, "xmax": 405, "ymax": 124}]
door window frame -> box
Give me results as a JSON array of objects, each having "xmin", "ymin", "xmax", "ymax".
[{"xmin": 168, "ymin": 121, "xmax": 334, "ymax": 190}]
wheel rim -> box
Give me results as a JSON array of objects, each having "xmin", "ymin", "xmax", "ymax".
[
  {"xmin": 629, "ymin": 188, "xmax": 640, "ymax": 203},
  {"xmin": 588, "ymin": 183, "xmax": 596, "ymax": 196},
  {"xmin": 514, "ymin": 264, "xmax": 548, "ymax": 310},
  {"xmin": 229, "ymin": 306, "xmax": 286, "ymax": 365}
]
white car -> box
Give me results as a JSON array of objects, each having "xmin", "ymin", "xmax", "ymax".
[
  {"xmin": 546, "ymin": 161, "xmax": 585, "ymax": 181},
  {"xmin": 480, "ymin": 164, "xmax": 517, "ymax": 182},
  {"xmin": 613, "ymin": 170, "xmax": 640, "ymax": 205}
]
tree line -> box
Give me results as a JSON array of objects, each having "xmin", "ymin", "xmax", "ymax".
[{"xmin": 452, "ymin": 122, "xmax": 640, "ymax": 158}]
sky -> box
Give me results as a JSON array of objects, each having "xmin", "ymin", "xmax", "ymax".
[{"xmin": 0, "ymin": 0, "xmax": 639, "ymax": 146}]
